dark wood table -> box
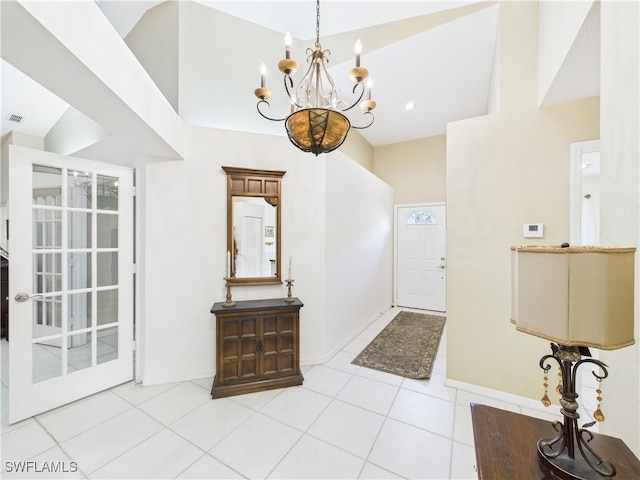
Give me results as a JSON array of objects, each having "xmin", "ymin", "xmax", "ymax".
[{"xmin": 470, "ymin": 403, "xmax": 640, "ymax": 479}]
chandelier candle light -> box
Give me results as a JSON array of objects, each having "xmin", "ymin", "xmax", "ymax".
[{"xmin": 254, "ymin": 0, "xmax": 376, "ymax": 155}]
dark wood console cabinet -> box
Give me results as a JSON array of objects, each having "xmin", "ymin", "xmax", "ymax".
[{"xmin": 210, "ymin": 298, "xmax": 303, "ymax": 399}]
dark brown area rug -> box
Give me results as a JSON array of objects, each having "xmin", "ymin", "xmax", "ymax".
[{"xmin": 351, "ymin": 310, "xmax": 446, "ymax": 379}]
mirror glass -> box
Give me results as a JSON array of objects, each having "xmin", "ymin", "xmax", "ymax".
[
  {"xmin": 223, "ymin": 166, "xmax": 284, "ymax": 285},
  {"xmin": 231, "ymin": 196, "xmax": 278, "ymax": 279}
]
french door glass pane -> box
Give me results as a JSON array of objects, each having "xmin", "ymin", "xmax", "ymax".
[
  {"xmin": 68, "ymin": 292, "xmax": 92, "ymax": 331},
  {"xmin": 97, "ymin": 175, "xmax": 119, "ymax": 211},
  {"xmin": 33, "ymin": 253, "xmax": 62, "ymax": 294},
  {"xmin": 97, "ymin": 327, "xmax": 118, "ymax": 364},
  {"xmin": 97, "ymin": 214, "xmax": 118, "ymax": 248},
  {"xmin": 97, "ymin": 252, "xmax": 118, "ymax": 287},
  {"xmin": 68, "ymin": 332, "xmax": 92, "ymax": 372},
  {"xmin": 32, "ymin": 296, "xmax": 62, "ymax": 339},
  {"xmin": 68, "ymin": 212, "xmax": 92, "ymax": 248},
  {"xmin": 68, "ymin": 252, "xmax": 91, "ymax": 290},
  {"xmin": 33, "ymin": 343, "xmax": 62, "ymax": 383},
  {"xmin": 33, "ymin": 209, "xmax": 62, "ymax": 248},
  {"xmin": 97, "ymin": 289, "xmax": 118, "ymax": 326},
  {"xmin": 33, "ymin": 165, "xmax": 62, "ymax": 206},
  {"xmin": 68, "ymin": 171, "xmax": 92, "ymax": 208}
]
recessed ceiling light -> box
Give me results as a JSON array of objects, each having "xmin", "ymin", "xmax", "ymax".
[{"xmin": 405, "ymin": 102, "xmax": 416, "ymax": 111}]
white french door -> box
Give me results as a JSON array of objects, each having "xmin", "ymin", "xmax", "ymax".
[
  {"xmin": 396, "ymin": 204, "xmax": 446, "ymax": 311},
  {"xmin": 8, "ymin": 145, "xmax": 134, "ymax": 423}
]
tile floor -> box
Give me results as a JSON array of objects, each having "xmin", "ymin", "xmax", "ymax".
[{"xmin": 1, "ymin": 307, "xmax": 563, "ymax": 479}]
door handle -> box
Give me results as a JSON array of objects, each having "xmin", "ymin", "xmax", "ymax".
[{"xmin": 14, "ymin": 292, "xmax": 44, "ymax": 302}]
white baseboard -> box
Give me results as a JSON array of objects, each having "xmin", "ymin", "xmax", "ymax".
[
  {"xmin": 300, "ymin": 308, "xmax": 391, "ymax": 367},
  {"xmin": 445, "ymin": 378, "xmax": 561, "ymax": 417},
  {"xmin": 138, "ymin": 369, "xmax": 214, "ymax": 387}
]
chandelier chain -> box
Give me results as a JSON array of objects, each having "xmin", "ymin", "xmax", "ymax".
[{"xmin": 315, "ymin": 0, "xmax": 321, "ymax": 48}]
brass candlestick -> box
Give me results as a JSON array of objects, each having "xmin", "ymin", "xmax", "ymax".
[
  {"xmin": 285, "ymin": 278, "xmax": 295, "ymax": 302},
  {"xmin": 222, "ymin": 277, "xmax": 236, "ymax": 307}
]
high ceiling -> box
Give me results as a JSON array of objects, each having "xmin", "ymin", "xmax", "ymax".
[{"xmin": 1, "ymin": 1, "xmax": 599, "ymax": 155}]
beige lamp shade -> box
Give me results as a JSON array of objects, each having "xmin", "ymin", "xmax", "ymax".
[{"xmin": 511, "ymin": 246, "xmax": 636, "ymax": 350}]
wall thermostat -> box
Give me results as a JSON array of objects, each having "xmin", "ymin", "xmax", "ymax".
[{"xmin": 524, "ymin": 223, "xmax": 544, "ymax": 238}]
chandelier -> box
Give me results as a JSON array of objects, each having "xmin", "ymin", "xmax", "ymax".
[{"xmin": 254, "ymin": 0, "xmax": 376, "ymax": 156}]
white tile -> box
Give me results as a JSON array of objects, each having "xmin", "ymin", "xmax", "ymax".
[
  {"xmin": 170, "ymin": 397, "xmax": 254, "ymax": 450},
  {"xmin": 190, "ymin": 377, "xmax": 214, "ymax": 391},
  {"xmin": 337, "ymin": 375, "xmax": 399, "ymax": 415},
  {"xmin": 431, "ymin": 352, "xmax": 447, "ymax": 376},
  {"xmin": 449, "ymin": 440, "xmax": 478, "ymax": 480},
  {"xmin": 343, "ymin": 337, "xmax": 370, "ymax": 355},
  {"xmin": 301, "ymin": 365, "xmax": 352, "ymax": 398},
  {"xmin": 269, "ymin": 434, "xmax": 364, "ymax": 479},
  {"xmin": 209, "ymin": 413, "xmax": 302, "ymax": 479},
  {"xmin": 37, "ymin": 390, "xmax": 132, "ymax": 443},
  {"xmin": 1, "ymin": 412, "xmax": 36, "ymax": 436},
  {"xmin": 355, "ymin": 366, "xmax": 404, "ymax": 386},
  {"xmin": 401, "ymin": 372, "xmax": 457, "ymax": 402},
  {"xmin": 227, "ymin": 387, "xmax": 283, "ymax": 411},
  {"xmin": 358, "ymin": 462, "xmax": 402, "ymax": 479},
  {"xmin": 388, "ymin": 388, "xmax": 455, "ymax": 438},
  {"xmin": 137, "ymin": 381, "xmax": 210, "ymax": 425},
  {"xmin": 356, "ymin": 327, "xmax": 383, "ymax": 343},
  {"xmin": 90, "ymin": 428, "xmax": 203, "ymax": 479},
  {"xmin": 453, "ymin": 403, "xmax": 474, "ymax": 447},
  {"xmin": 307, "ymin": 400, "xmax": 384, "ymax": 458},
  {"xmin": 324, "ymin": 351, "xmax": 362, "ymax": 375},
  {"xmin": 176, "ymin": 454, "xmax": 244, "ymax": 479},
  {"xmin": 259, "ymin": 386, "xmax": 331, "ymax": 431},
  {"xmin": 369, "ymin": 418, "xmax": 452, "ymax": 480},
  {"xmin": 2, "ymin": 446, "xmax": 84, "ymax": 479},
  {"xmin": 110, "ymin": 380, "xmax": 179, "ymax": 406},
  {"xmin": 60, "ymin": 407, "xmax": 163, "ymax": 475},
  {"xmin": 1, "ymin": 421, "xmax": 57, "ymax": 465}
]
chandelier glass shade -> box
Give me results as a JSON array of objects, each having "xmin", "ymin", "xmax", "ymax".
[{"xmin": 254, "ymin": 0, "xmax": 376, "ymax": 155}]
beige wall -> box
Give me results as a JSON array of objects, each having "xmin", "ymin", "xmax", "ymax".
[
  {"xmin": 340, "ymin": 130, "xmax": 374, "ymax": 172},
  {"xmin": 446, "ymin": 2, "xmax": 600, "ymax": 402},
  {"xmin": 373, "ymin": 135, "xmax": 446, "ymax": 204}
]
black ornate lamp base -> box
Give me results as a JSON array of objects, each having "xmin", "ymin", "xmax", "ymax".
[
  {"xmin": 537, "ymin": 344, "xmax": 616, "ymax": 480},
  {"xmin": 538, "ymin": 441, "xmax": 614, "ymax": 480}
]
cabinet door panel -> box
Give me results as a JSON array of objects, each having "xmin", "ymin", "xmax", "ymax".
[
  {"xmin": 220, "ymin": 315, "xmax": 259, "ymax": 383},
  {"xmin": 261, "ymin": 312, "xmax": 297, "ymax": 377}
]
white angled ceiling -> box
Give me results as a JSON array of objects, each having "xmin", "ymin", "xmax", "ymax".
[{"xmin": 1, "ymin": 1, "xmax": 599, "ymax": 151}]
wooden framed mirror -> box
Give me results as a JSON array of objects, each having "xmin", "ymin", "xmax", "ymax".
[{"xmin": 222, "ymin": 166, "xmax": 285, "ymax": 285}]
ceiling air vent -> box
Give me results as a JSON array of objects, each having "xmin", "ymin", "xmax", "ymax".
[{"xmin": 6, "ymin": 114, "xmax": 23, "ymax": 123}]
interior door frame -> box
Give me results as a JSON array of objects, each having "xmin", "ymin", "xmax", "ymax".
[
  {"xmin": 394, "ymin": 202, "xmax": 446, "ymax": 310},
  {"xmin": 570, "ymin": 139, "xmax": 600, "ymax": 245}
]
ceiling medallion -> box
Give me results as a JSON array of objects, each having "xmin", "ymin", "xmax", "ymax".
[{"xmin": 254, "ymin": 0, "xmax": 376, "ymax": 156}]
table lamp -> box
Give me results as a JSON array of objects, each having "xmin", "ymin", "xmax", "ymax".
[{"xmin": 511, "ymin": 245, "xmax": 636, "ymax": 480}]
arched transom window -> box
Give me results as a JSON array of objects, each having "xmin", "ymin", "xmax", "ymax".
[{"xmin": 407, "ymin": 210, "xmax": 437, "ymax": 225}]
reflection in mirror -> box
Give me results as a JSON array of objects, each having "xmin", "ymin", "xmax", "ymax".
[
  {"xmin": 232, "ymin": 197, "xmax": 277, "ymax": 278},
  {"xmin": 223, "ymin": 166, "xmax": 285, "ymax": 286}
]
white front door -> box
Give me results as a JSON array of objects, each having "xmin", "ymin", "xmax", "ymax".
[
  {"xmin": 7, "ymin": 145, "xmax": 134, "ymax": 423},
  {"xmin": 396, "ymin": 204, "xmax": 446, "ymax": 311}
]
